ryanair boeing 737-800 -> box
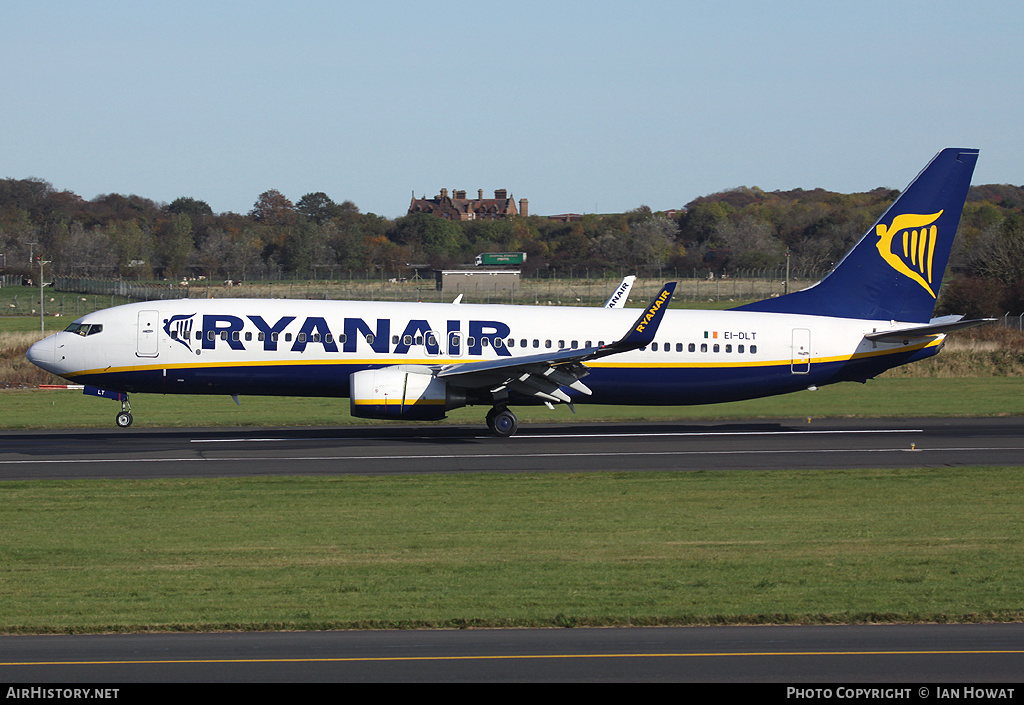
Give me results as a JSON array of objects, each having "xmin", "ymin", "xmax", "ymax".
[{"xmin": 27, "ymin": 148, "xmax": 988, "ymax": 436}]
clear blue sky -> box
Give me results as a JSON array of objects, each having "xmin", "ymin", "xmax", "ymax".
[{"xmin": 3, "ymin": 0, "xmax": 1022, "ymax": 218}]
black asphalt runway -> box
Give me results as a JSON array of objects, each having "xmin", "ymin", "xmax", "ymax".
[
  {"xmin": 2, "ymin": 624, "xmax": 1023, "ymax": 683},
  {"xmin": 1, "ymin": 417, "xmax": 1023, "ymax": 480}
]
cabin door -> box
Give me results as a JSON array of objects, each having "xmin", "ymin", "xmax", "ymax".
[
  {"xmin": 791, "ymin": 328, "xmax": 810, "ymax": 374},
  {"xmin": 137, "ymin": 310, "xmax": 160, "ymax": 358}
]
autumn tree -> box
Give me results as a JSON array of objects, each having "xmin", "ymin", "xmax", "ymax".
[{"xmin": 249, "ymin": 189, "xmax": 296, "ymax": 227}]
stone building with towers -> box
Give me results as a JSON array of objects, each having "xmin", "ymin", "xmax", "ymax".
[{"xmin": 408, "ymin": 188, "xmax": 528, "ymax": 221}]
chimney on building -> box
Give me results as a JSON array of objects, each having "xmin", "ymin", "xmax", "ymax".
[
  {"xmin": 478, "ymin": 189, "xmax": 484, "ymax": 200},
  {"xmin": 519, "ymin": 198, "xmax": 528, "ymax": 217},
  {"xmin": 494, "ymin": 189, "xmax": 507, "ymax": 200}
]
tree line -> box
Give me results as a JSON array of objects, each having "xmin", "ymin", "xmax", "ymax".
[{"xmin": 1, "ymin": 176, "xmax": 1022, "ymax": 315}]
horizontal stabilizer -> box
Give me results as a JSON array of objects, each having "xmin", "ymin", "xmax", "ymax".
[{"xmin": 864, "ymin": 317, "xmax": 995, "ymax": 344}]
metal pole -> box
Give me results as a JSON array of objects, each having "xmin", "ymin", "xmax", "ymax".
[{"xmin": 38, "ymin": 257, "xmax": 50, "ymax": 332}]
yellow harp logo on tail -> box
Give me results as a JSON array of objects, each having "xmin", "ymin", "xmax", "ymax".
[{"xmin": 875, "ymin": 210, "xmax": 944, "ymax": 298}]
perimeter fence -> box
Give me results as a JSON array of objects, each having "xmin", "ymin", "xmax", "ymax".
[{"xmin": 50, "ymin": 267, "xmax": 826, "ymax": 309}]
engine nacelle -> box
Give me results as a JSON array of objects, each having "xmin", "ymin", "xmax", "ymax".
[{"xmin": 350, "ymin": 366, "xmax": 466, "ymax": 420}]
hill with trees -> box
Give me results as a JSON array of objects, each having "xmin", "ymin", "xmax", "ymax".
[{"xmin": 1, "ymin": 177, "xmax": 1022, "ymax": 314}]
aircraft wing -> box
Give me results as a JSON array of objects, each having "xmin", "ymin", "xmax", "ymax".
[
  {"xmin": 437, "ymin": 282, "xmax": 676, "ymax": 405},
  {"xmin": 864, "ymin": 316, "xmax": 995, "ymax": 344}
]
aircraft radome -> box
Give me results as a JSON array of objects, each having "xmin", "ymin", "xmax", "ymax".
[{"xmin": 28, "ymin": 148, "xmax": 990, "ymax": 436}]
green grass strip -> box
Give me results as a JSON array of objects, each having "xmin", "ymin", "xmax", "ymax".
[
  {"xmin": 4, "ymin": 377, "xmax": 1024, "ymax": 429},
  {"xmin": 1, "ymin": 468, "xmax": 1022, "ymax": 633}
]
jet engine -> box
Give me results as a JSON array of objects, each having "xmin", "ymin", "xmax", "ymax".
[{"xmin": 349, "ymin": 366, "xmax": 467, "ymax": 420}]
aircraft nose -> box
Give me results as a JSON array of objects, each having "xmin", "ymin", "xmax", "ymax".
[{"xmin": 26, "ymin": 335, "xmax": 56, "ymax": 371}]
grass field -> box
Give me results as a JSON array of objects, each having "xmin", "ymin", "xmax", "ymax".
[{"xmin": 2, "ymin": 467, "xmax": 1022, "ymax": 633}]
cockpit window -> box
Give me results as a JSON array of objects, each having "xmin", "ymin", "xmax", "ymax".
[{"xmin": 64, "ymin": 322, "xmax": 103, "ymax": 337}]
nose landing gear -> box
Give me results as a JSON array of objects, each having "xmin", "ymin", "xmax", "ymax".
[{"xmin": 115, "ymin": 396, "xmax": 133, "ymax": 428}]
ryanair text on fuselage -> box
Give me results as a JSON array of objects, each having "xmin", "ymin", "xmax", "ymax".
[{"xmin": 169, "ymin": 313, "xmax": 515, "ymax": 357}]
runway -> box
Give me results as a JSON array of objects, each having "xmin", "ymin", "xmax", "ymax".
[
  {"xmin": 3, "ymin": 624, "xmax": 1024, "ymax": 683},
  {"xmin": 1, "ymin": 416, "xmax": 1023, "ymax": 480}
]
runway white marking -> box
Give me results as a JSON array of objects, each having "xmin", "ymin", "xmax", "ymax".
[{"xmin": 186, "ymin": 429, "xmax": 924, "ymax": 444}]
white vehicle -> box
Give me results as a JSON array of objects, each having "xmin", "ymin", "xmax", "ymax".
[{"xmin": 28, "ymin": 149, "xmax": 987, "ymax": 436}]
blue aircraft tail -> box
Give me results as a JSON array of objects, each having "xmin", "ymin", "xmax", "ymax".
[{"xmin": 733, "ymin": 148, "xmax": 979, "ymax": 322}]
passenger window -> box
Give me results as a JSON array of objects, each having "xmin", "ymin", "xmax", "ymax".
[
  {"xmin": 713, "ymin": 344, "xmax": 720, "ymax": 353},
  {"xmin": 700, "ymin": 343, "xmax": 707, "ymax": 353},
  {"xmin": 652, "ymin": 343, "xmax": 658, "ymax": 351},
  {"xmin": 751, "ymin": 345, "xmax": 757, "ymax": 354},
  {"xmin": 738, "ymin": 344, "xmax": 744, "ymax": 353},
  {"xmin": 725, "ymin": 344, "xmax": 731, "ymax": 353},
  {"xmin": 688, "ymin": 343, "xmax": 695, "ymax": 352}
]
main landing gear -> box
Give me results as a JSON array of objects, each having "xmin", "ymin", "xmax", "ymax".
[
  {"xmin": 485, "ymin": 406, "xmax": 519, "ymax": 437},
  {"xmin": 115, "ymin": 395, "xmax": 133, "ymax": 428}
]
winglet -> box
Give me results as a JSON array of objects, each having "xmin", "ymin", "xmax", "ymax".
[
  {"xmin": 606, "ymin": 282, "xmax": 676, "ymax": 352},
  {"xmin": 603, "ymin": 275, "xmax": 636, "ymax": 308}
]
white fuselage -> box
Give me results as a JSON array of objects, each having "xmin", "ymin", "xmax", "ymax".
[{"xmin": 27, "ymin": 298, "xmax": 941, "ymax": 406}]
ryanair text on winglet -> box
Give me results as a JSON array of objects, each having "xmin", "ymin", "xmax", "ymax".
[{"xmin": 635, "ymin": 290, "xmax": 671, "ymax": 333}]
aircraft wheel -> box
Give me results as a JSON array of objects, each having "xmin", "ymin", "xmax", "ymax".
[
  {"xmin": 489, "ymin": 408, "xmax": 518, "ymax": 437},
  {"xmin": 116, "ymin": 411, "xmax": 133, "ymax": 428}
]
